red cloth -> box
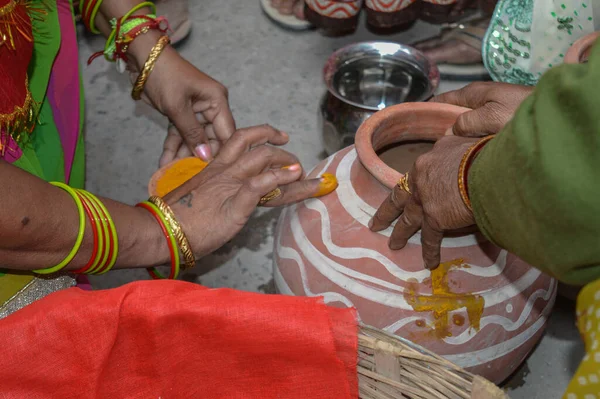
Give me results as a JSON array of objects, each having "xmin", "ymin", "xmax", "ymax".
[{"xmin": 0, "ymin": 281, "xmax": 358, "ymax": 399}]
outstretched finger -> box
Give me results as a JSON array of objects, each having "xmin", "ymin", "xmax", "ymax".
[
  {"xmin": 421, "ymin": 216, "xmax": 445, "ymax": 270},
  {"xmin": 229, "ymin": 146, "xmax": 301, "ymax": 179},
  {"xmin": 160, "ymin": 125, "xmax": 184, "ymax": 167},
  {"xmin": 369, "ymin": 185, "xmax": 410, "ymax": 232},
  {"xmin": 169, "ymin": 104, "xmax": 212, "ymax": 162},
  {"xmin": 231, "ymin": 166, "xmax": 303, "ymax": 217},
  {"xmin": 453, "ymin": 104, "xmax": 501, "ymax": 136},
  {"xmin": 263, "ymin": 173, "xmax": 339, "ymax": 207},
  {"xmin": 216, "ymin": 124, "xmax": 289, "ymax": 165},
  {"xmin": 430, "ymin": 83, "xmax": 489, "ymax": 109},
  {"xmin": 389, "ymin": 199, "xmax": 423, "ymax": 250}
]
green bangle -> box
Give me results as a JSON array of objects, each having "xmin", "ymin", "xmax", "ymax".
[
  {"xmin": 79, "ymin": 190, "xmax": 110, "ymax": 274},
  {"xmin": 104, "ymin": 15, "xmax": 157, "ymax": 61},
  {"xmin": 88, "ymin": 0, "xmax": 104, "ymax": 34},
  {"xmin": 140, "ymin": 201, "xmax": 180, "ymax": 280},
  {"xmin": 34, "ymin": 182, "xmax": 87, "ymax": 275},
  {"xmin": 86, "ymin": 191, "xmax": 119, "ymax": 274}
]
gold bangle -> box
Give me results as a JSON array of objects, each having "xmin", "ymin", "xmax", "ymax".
[
  {"xmin": 148, "ymin": 196, "xmax": 196, "ymax": 270},
  {"xmin": 131, "ymin": 35, "xmax": 170, "ymax": 101},
  {"xmin": 458, "ymin": 135, "xmax": 494, "ymax": 211}
]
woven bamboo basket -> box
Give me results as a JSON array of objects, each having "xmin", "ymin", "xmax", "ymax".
[{"xmin": 358, "ymin": 324, "xmax": 509, "ymax": 399}]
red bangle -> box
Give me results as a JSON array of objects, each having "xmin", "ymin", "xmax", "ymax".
[
  {"xmin": 136, "ymin": 202, "xmax": 178, "ymax": 279},
  {"xmin": 73, "ymin": 192, "xmax": 99, "ymax": 274},
  {"xmin": 92, "ymin": 197, "xmax": 116, "ymax": 275},
  {"xmin": 82, "ymin": 192, "xmax": 110, "ymax": 275},
  {"xmin": 458, "ymin": 135, "xmax": 495, "ymax": 210}
]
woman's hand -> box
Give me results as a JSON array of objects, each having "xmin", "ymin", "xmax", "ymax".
[
  {"xmin": 369, "ymin": 136, "xmax": 478, "ymax": 270},
  {"xmin": 164, "ymin": 124, "xmax": 330, "ymax": 258},
  {"xmin": 431, "ymin": 82, "xmax": 533, "ymax": 136},
  {"xmin": 129, "ymin": 41, "xmax": 236, "ymax": 166}
]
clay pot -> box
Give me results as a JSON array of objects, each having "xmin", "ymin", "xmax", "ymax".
[
  {"xmin": 273, "ymin": 102, "xmax": 556, "ymax": 384},
  {"xmin": 365, "ymin": 0, "xmax": 421, "ymax": 33},
  {"xmin": 148, "ymin": 157, "xmax": 208, "ymax": 197},
  {"xmin": 565, "ymin": 31, "xmax": 600, "ymax": 64},
  {"xmin": 304, "ymin": 0, "xmax": 363, "ymax": 36}
]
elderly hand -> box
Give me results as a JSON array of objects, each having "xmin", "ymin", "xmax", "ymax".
[
  {"xmin": 431, "ymin": 82, "xmax": 533, "ymax": 137},
  {"xmin": 130, "ymin": 45, "xmax": 236, "ymax": 167},
  {"xmin": 369, "ymin": 136, "xmax": 479, "ymax": 270},
  {"xmin": 164, "ymin": 124, "xmax": 333, "ymax": 258}
]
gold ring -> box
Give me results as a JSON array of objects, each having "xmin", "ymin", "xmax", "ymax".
[
  {"xmin": 397, "ymin": 173, "xmax": 411, "ymax": 195},
  {"xmin": 259, "ymin": 188, "xmax": 282, "ymax": 206}
]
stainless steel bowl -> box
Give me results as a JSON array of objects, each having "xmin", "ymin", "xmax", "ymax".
[{"xmin": 320, "ymin": 41, "xmax": 439, "ymax": 155}]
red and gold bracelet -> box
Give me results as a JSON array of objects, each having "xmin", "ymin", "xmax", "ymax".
[
  {"xmin": 458, "ymin": 135, "xmax": 495, "ymax": 210},
  {"xmin": 136, "ymin": 201, "xmax": 180, "ymax": 279}
]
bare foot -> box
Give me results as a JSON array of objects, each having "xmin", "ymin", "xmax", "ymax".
[
  {"xmin": 415, "ymin": 39, "xmax": 483, "ymax": 65},
  {"xmin": 271, "ymin": 0, "xmax": 305, "ymax": 20},
  {"xmin": 414, "ymin": 18, "xmax": 490, "ymax": 65}
]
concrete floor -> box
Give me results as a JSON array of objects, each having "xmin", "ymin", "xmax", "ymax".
[{"xmin": 78, "ymin": 1, "xmax": 584, "ymax": 397}]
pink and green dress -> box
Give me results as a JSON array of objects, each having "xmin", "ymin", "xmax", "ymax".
[{"xmin": 0, "ymin": 0, "xmax": 86, "ymax": 318}]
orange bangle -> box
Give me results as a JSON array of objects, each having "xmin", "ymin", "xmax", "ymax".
[{"xmin": 458, "ymin": 135, "xmax": 494, "ymax": 210}]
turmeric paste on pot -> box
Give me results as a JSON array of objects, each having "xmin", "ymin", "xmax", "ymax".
[{"xmin": 155, "ymin": 157, "xmax": 208, "ymax": 197}]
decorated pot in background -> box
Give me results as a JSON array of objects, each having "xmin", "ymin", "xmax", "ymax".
[
  {"xmin": 320, "ymin": 41, "xmax": 439, "ymax": 155},
  {"xmin": 565, "ymin": 31, "xmax": 600, "ymax": 64},
  {"xmin": 274, "ymin": 102, "xmax": 557, "ymax": 384},
  {"xmin": 304, "ymin": 0, "xmax": 363, "ymax": 35},
  {"xmin": 365, "ymin": 0, "xmax": 421, "ymax": 32}
]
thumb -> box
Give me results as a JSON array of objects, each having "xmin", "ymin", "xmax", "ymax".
[
  {"xmin": 171, "ymin": 106, "xmax": 212, "ymax": 162},
  {"xmin": 453, "ymin": 103, "xmax": 506, "ymax": 137}
]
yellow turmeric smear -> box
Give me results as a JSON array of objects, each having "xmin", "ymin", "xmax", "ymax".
[
  {"xmin": 156, "ymin": 157, "xmax": 208, "ymax": 197},
  {"xmin": 313, "ymin": 173, "xmax": 339, "ymax": 198},
  {"xmin": 404, "ymin": 259, "xmax": 485, "ymax": 339}
]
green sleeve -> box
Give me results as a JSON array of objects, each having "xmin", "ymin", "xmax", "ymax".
[{"xmin": 469, "ymin": 42, "xmax": 600, "ymax": 287}]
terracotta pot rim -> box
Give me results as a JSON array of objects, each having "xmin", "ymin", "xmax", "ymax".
[
  {"xmin": 355, "ymin": 102, "xmax": 469, "ymax": 189},
  {"xmin": 565, "ymin": 31, "xmax": 600, "ymax": 64}
]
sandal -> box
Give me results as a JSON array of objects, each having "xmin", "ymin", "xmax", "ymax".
[
  {"xmin": 155, "ymin": 0, "xmax": 192, "ymax": 46},
  {"xmin": 260, "ymin": 0, "xmax": 313, "ymax": 31},
  {"xmin": 414, "ymin": 16, "xmax": 490, "ymax": 81}
]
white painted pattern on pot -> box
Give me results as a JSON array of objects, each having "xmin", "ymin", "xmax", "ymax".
[
  {"xmin": 274, "ymin": 146, "xmax": 556, "ymax": 382},
  {"xmin": 305, "ymin": 0, "xmax": 363, "ymax": 18},
  {"xmin": 422, "ymin": 0, "xmax": 457, "ymax": 4},
  {"xmin": 365, "ymin": 0, "xmax": 416, "ymax": 12}
]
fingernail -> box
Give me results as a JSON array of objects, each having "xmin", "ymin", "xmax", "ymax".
[
  {"xmin": 282, "ymin": 164, "xmax": 301, "ymax": 171},
  {"xmin": 368, "ymin": 218, "xmax": 374, "ymax": 229},
  {"xmin": 313, "ymin": 173, "xmax": 339, "ymax": 198},
  {"xmin": 195, "ymin": 144, "xmax": 212, "ymax": 162}
]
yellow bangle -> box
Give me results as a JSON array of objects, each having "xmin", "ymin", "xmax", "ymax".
[
  {"xmin": 131, "ymin": 35, "xmax": 170, "ymax": 100},
  {"xmin": 35, "ymin": 182, "xmax": 87, "ymax": 275},
  {"xmin": 148, "ymin": 196, "xmax": 196, "ymax": 270}
]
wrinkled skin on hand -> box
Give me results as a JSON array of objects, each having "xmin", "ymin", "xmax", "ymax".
[
  {"xmin": 432, "ymin": 82, "xmax": 533, "ymax": 137},
  {"xmin": 164, "ymin": 124, "xmax": 325, "ymax": 258},
  {"xmin": 370, "ymin": 136, "xmax": 480, "ymax": 270},
  {"xmin": 130, "ymin": 46, "xmax": 236, "ymax": 167}
]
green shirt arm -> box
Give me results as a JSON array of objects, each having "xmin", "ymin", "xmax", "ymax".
[{"xmin": 469, "ymin": 42, "xmax": 600, "ymax": 286}]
